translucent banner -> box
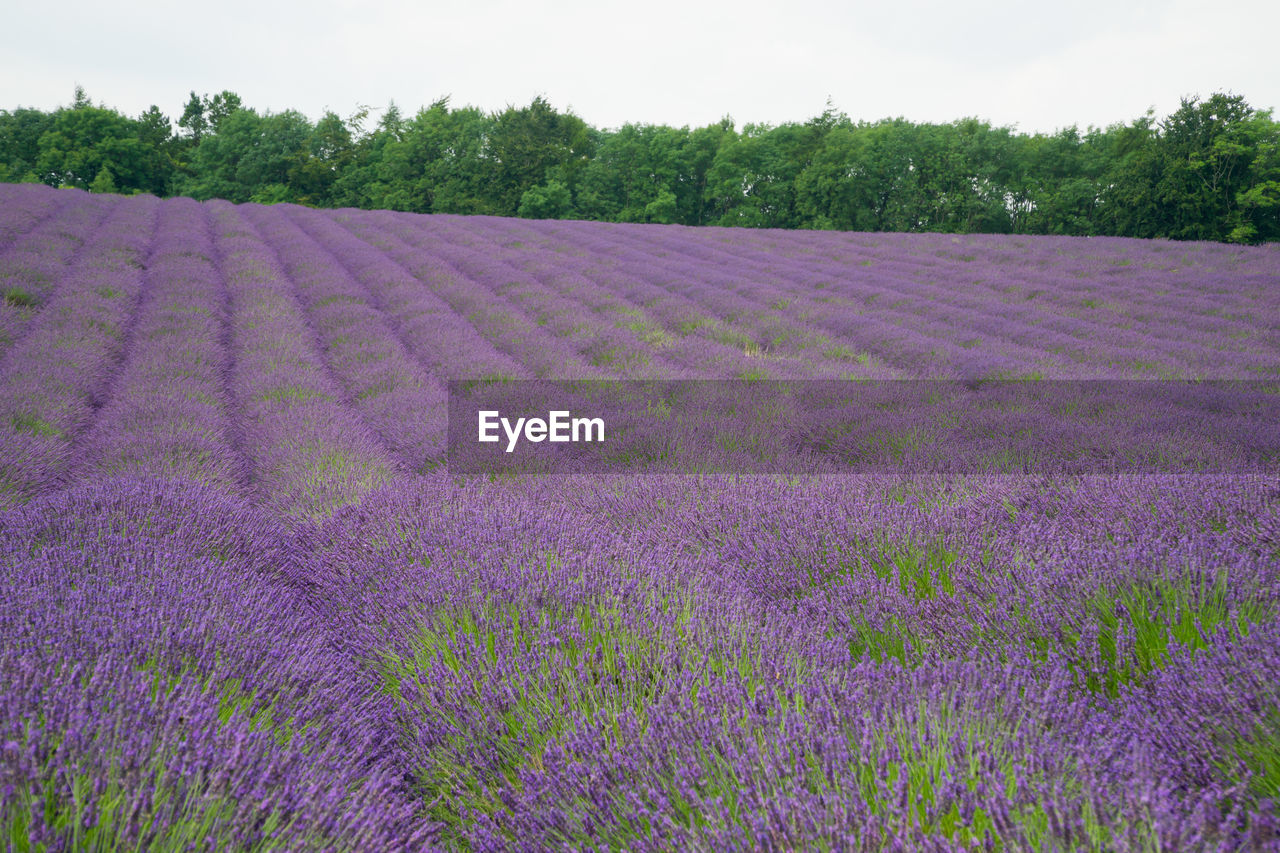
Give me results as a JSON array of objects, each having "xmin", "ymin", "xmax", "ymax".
[{"xmin": 446, "ymin": 380, "xmax": 1280, "ymax": 475}]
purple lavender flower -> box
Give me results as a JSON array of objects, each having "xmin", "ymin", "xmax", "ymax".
[{"xmin": 1, "ymin": 183, "xmax": 1277, "ymax": 850}]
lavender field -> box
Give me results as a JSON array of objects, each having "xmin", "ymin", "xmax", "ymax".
[{"xmin": 2, "ymin": 182, "xmax": 1279, "ymax": 851}]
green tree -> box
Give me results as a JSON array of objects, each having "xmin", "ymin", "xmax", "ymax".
[
  {"xmin": 487, "ymin": 96, "xmax": 593, "ymax": 215},
  {"xmin": 682, "ymin": 118, "xmax": 735, "ymax": 225},
  {"xmin": 35, "ymin": 95, "xmax": 152, "ymax": 191},
  {"xmin": 517, "ymin": 179, "xmax": 573, "ymax": 219},
  {"xmin": 938, "ymin": 118, "xmax": 1019, "ymax": 233},
  {"xmin": 644, "ymin": 187, "xmax": 678, "ymax": 224},
  {"xmin": 0, "ymin": 107, "xmax": 55, "ymax": 182},
  {"xmin": 362, "ymin": 98, "xmax": 498, "ymax": 214},
  {"xmin": 1233, "ymin": 112, "xmax": 1280, "ymax": 242},
  {"xmin": 709, "ymin": 114, "xmax": 841, "ymax": 229},
  {"xmin": 178, "ymin": 91, "xmax": 208, "ymax": 142},
  {"xmin": 329, "ymin": 103, "xmax": 399, "ymax": 209},
  {"xmin": 241, "ymin": 110, "xmax": 312, "ymax": 202},
  {"xmin": 206, "ymin": 91, "xmax": 244, "ymax": 133},
  {"xmin": 1156, "ymin": 93, "xmax": 1271, "ymax": 241},
  {"xmin": 5, "ymin": 85, "xmax": 1274, "ymax": 242},
  {"xmin": 1094, "ymin": 112, "xmax": 1163, "ymax": 237},
  {"xmin": 89, "ymin": 164, "xmax": 116, "ymax": 194},
  {"xmin": 576, "ymin": 123, "xmax": 693, "ymax": 223},
  {"xmin": 796, "ymin": 120, "xmax": 930, "ymax": 231},
  {"xmin": 1012, "ymin": 126, "xmax": 1108, "ymax": 235},
  {"xmin": 290, "ymin": 110, "xmax": 355, "ymax": 205},
  {"xmin": 133, "ymin": 105, "xmax": 176, "ymax": 194},
  {"xmin": 180, "ymin": 107, "xmax": 311, "ymax": 203}
]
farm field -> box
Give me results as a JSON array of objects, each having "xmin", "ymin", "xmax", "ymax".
[{"xmin": 1, "ymin": 182, "xmax": 1279, "ymax": 850}]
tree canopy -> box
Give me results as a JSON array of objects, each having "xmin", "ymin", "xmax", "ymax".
[{"xmin": 2, "ymin": 88, "xmax": 1276, "ymax": 243}]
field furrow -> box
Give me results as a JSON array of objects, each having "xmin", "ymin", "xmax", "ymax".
[
  {"xmin": 243, "ymin": 203, "xmax": 448, "ymax": 470},
  {"xmin": 0, "ymin": 195, "xmax": 157, "ymax": 505},
  {"xmin": 0, "ymin": 193, "xmax": 122, "ymax": 362},
  {"xmin": 68, "ymin": 196, "xmax": 249, "ymax": 491},
  {"xmin": 209, "ymin": 200, "xmax": 400, "ymax": 521}
]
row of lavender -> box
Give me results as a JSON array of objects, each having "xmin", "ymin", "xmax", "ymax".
[{"xmin": 2, "ymin": 184, "xmax": 1278, "ymax": 849}]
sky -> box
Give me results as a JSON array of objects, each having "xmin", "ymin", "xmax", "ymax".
[{"xmin": 3, "ymin": 0, "xmax": 1277, "ymax": 134}]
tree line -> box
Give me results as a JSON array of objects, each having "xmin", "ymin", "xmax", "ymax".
[{"xmin": 2, "ymin": 86, "xmax": 1277, "ymax": 243}]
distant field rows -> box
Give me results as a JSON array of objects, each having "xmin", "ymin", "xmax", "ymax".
[{"xmin": 1, "ymin": 186, "xmax": 1277, "ymax": 517}]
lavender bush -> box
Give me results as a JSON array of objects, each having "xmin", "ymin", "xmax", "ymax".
[{"xmin": 1, "ymin": 182, "xmax": 1277, "ymax": 850}]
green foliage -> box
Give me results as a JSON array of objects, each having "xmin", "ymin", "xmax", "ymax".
[
  {"xmin": 10, "ymin": 412, "xmax": 61, "ymax": 437},
  {"xmin": 517, "ymin": 178, "xmax": 573, "ymax": 219},
  {"xmin": 1, "ymin": 662, "xmax": 321, "ymax": 852},
  {"xmin": 1072, "ymin": 569, "xmax": 1266, "ymax": 697},
  {"xmin": 2, "ymin": 288, "xmax": 37, "ymax": 308},
  {"xmin": 353, "ymin": 99, "xmax": 497, "ymax": 214},
  {"xmin": 3, "ymin": 89, "xmax": 1277, "ymax": 242},
  {"xmin": 1229, "ymin": 710, "xmax": 1280, "ymax": 800},
  {"xmin": 376, "ymin": 589, "xmax": 764, "ymax": 836},
  {"xmin": 708, "ymin": 119, "xmax": 830, "ymax": 228},
  {"xmin": 89, "ymin": 164, "xmax": 116, "ymax": 194},
  {"xmin": 576, "ymin": 122, "xmax": 723, "ymax": 224},
  {"xmin": 1094, "ymin": 94, "xmax": 1280, "ymax": 243},
  {"xmin": 487, "ymin": 96, "xmax": 594, "ymax": 215},
  {"xmin": 34, "ymin": 94, "xmax": 157, "ymax": 192},
  {"xmin": 0, "ymin": 107, "xmax": 54, "ymax": 181},
  {"xmin": 177, "ymin": 91, "xmax": 209, "ymax": 141}
]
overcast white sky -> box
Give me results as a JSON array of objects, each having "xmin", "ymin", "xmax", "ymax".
[{"xmin": 3, "ymin": 0, "xmax": 1276, "ymax": 134}]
